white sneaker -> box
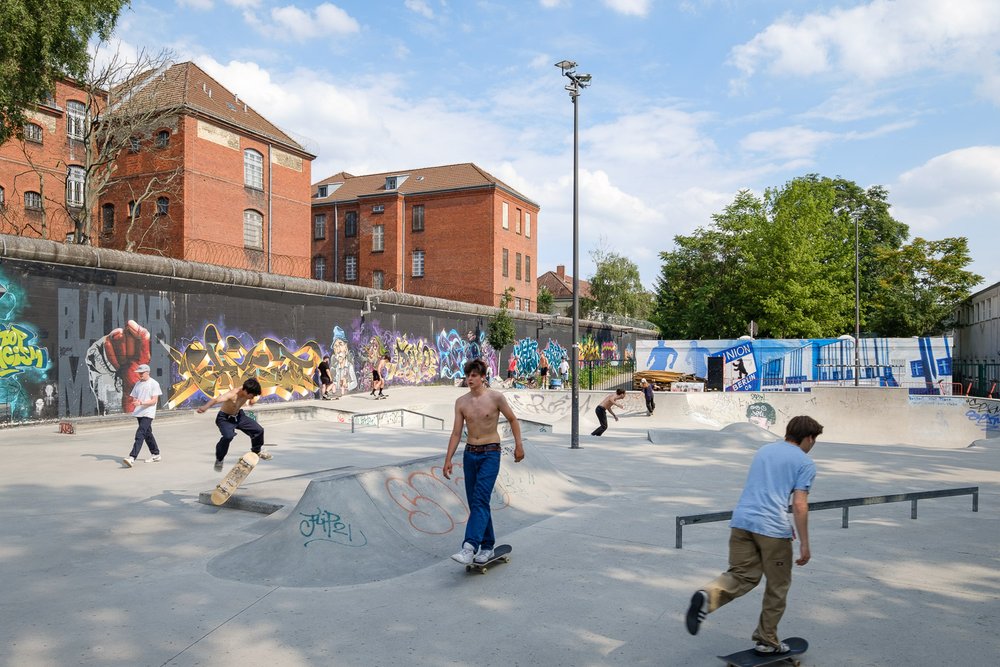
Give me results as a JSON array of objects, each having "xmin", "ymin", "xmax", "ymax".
[
  {"xmin": 473, "ymin": 547, "xmax": 494, "ymax": 564},
  {"xmin": 450, "ymin": 542, "xmax": 476, "ymax": 565},
  {"xmin": 754, "ymin": 642, "xmax": 789, "ymax": 655},
  {"xmin": 258, "ymin": 451, "xmax": 273, "ymax": 460},
  {"xmin": 122, "ymin": 457, "xmax": 135, "ymax": 468},
  {"xmin": 144, "ymin": 455, "xmax": 161, "ymax": 463}
]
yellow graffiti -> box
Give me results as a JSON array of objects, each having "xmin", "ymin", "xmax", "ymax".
[
  {"xmin": 166, "ymin": 324, "xmax": 322, "ymax": 407},
  {"xmin": 0, "ymin": 324, "xmax": 48, "ymax": 377},
  {"xmin": 578, "ymin": 336, "xmax": 601, "ymax": 361}
]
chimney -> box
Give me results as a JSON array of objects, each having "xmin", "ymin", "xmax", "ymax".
[{"xmin": 556, "ymin": 265, "xmax": 566, "ymax": 279}]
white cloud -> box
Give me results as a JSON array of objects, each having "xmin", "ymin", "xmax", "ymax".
[
  {"xmin": 404, "ymin": 0, "xmax": 434, "ymax": 19},
  {"xmin": 267, "ymin": 3, "xmax": 360, "ymax": 40},
  {"xmin": 729, "ymin": 0, "xmax": 1000, "ymax": 99},
  {"xmin": 602, "ymin": 0, "xmax": 652, "ymax": 17},
  {"xmin": 178, "ymin": 0, "xmax": 214, "ymax": 10},
  {"xmin": 540, "ymin": 0, "xmax": 566, "ymax": 7},
  {"xmin": 225, "ymin": 0, "xmax": 261, "ymax": 7},
  {"xmin": 891, "ymin": 146, "xmax": 1000, "ymax": 287}
]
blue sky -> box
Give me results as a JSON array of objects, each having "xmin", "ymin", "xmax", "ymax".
[{"xmin": 116, "ymin": 0, "xmax": 1000, "ymax": 292}]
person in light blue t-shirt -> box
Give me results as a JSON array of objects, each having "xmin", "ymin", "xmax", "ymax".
[{"xmin": 685, "ymin": 415, "xmax": 823, "ymax": 656}]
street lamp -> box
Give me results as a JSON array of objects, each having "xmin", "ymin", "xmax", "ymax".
[
  {"xmin": 556, "ymin": 59, "xmax": 591, "ymax": 449},
  {"xmin": 854, "ymin": 213, "xmax": 861, "ymax": 386}
]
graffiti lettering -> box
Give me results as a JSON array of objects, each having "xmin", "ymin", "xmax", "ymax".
[
  {"xmin": 385, "ymin": 464, "xmax": 510, "ymax": 535},
  {"xmin": 966, "ymin": 410, "xmax": 1000, "ymax": 430},
  {"xmin": 165, "ymin": 324, "xmax": 321, "ymax": 407},
  {"xmin": 514, "ymin": 338, "xmax": 540, "ymax": 376},
  {"xmin": 299, "ymin": 508, "xmax": 367, "ymax": 547},
  {"xmin": 0, "ymin": 324, "xmax": 48, "ymax": 377},
  {"xmin": 966, "ymin": 398, "xmax": 1000, "ymax": 415},
  {"xmin": 388, "ymin": 336, "xmax": 439, "ymax": 384}
]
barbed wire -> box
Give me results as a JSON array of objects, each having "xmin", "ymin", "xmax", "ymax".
[{"xmin": 185, "ymin": 238, "xmax": 307, "ymax": 277}]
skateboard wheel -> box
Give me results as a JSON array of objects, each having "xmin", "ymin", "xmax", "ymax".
[{"xmin": 466, "ymin": 565, "xmax": 472, "ymax": 572}]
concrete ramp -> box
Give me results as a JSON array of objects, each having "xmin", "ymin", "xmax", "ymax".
[
  {"xmin": 647, "ymin": 422, "xmax": 774, "ymax": 446},
  {"xmin": 207, "ymin": 440, "xmax": 606, "ymax": 587}
]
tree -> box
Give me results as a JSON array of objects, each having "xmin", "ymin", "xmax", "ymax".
[
  {"xmin": 535, "ymin": 285, "xmax": 554, "ymax": 314},
  {"xmin": 0, "ymin": 0, "xmax": 129, "ymax": 144},
  {"xmin": 487, "ymin": 287, "xmax": 517, "ymax": 351},
  {"xmin": 585, "ymin": 247, "xmax": 653, "ymax": 320},
  {"xmin": 653, "ymin": 175, "xmax": 980, "ymax": 339}
]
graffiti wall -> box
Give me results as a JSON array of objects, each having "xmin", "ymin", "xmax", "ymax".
[
  {"xmin": 0, "ymin": 257, "xmax": 644, "ymax": 422},
  {"xmin": 637, "ymin": 336, "xmax": 954, "ymax": 394}
]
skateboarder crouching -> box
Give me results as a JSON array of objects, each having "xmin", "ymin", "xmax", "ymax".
[
  {"xmin": 122, "ymin": 364, "xmax": 162, "ymax": 467},
  {"xmin": 443, "ymin": 359, "xmax": 525, "ymax": 565},
  {"xmin": 197, "ymin": 378, "xmax": 271, "ymax": 471},
  {"xmin": 591, "ymin": 388, "xmax": 626, "ymax": 436},
  {"xmin": 685, "ymin": 415, "xmax": 822, "ymax": 655}
]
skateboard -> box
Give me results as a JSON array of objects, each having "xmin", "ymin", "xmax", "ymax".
[
  {"xmin": 210, "ymin": 451, "xmax": 259, "ymax": 506},
  {"xmin": 717, "ymin": 637, "xmax": 808, "ymax": 667},
  {"xmin": 465, "ymin": 544, "xmax": 512, "ymax": 574}
]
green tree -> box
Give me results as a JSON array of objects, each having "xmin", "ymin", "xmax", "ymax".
[
  {"xmin": 487, "ymin": 287, "xmax": 517, "ymax": 351},
  {"xmin": 535, "ymin": 285, "xmax": 554, "ymax": 314},
  {"xmin": 653, "ymin": 175, "xmax": 980, "ymax": 339},
  {"xmin": 0, "ymin": 0, "xmax": 130, "ymax": 143},
  {"xmin": 586, "ymin": 248, "xmax": 653, "ymax": 320}
]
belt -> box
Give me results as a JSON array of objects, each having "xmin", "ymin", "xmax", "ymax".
[{"xmin": 465, "ymin": 443, "xmax": 501, "ymax": 453}]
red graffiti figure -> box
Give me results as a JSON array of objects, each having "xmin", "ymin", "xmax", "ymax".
[{"xmin": 86, "ymin": 320, "xmax": 152, "ymax": 414}]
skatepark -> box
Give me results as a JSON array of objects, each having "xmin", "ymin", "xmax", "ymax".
[{"xmin": 2, "ymin": 386, "xmax": 998, "ymax": 666}]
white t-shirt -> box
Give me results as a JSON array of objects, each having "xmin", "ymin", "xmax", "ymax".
[{"xmin": 131, "ymin": 378, "xmax": 162, "ymax": 419}]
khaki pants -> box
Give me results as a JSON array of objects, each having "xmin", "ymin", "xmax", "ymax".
[{"xmin": 703, "ymin": 528, "xmax": 793, "ymax": 647}]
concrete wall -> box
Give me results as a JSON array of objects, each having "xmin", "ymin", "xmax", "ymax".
[{"xmin": 0, "ymin": 234, "xmax": 655, "ymax": 422}]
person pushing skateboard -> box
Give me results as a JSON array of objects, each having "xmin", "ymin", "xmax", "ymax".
[
  {"xmin": 197, "ymin": 378, "xmax": 272, "ymax": 471},
  {"xmin": 686, "ymin": 415, "xmax": 823, "ymax": 655},
  {"xmin": 443, "ymin": 359, "xmax": 525, "ymax": 565}
]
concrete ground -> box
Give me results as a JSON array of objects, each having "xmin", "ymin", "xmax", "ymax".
[{"xmin": 1, "ymin": 387, "xmax": 998, "ymax": 667}]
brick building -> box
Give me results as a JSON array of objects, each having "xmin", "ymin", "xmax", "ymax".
[
  {"xmin": 1, "ymin": 63, "xmax": 315, "ymax": 278},
  {"xmin": 0, "ymin": 79, "xmax": 96, "ymax": 242},
  {"xmin": 538, "ymin": 265, "xmax": 592, "ymax": 316},
  {"xmin": 311, "ymin": 163, "xmax": 540, "ymax": 310}
]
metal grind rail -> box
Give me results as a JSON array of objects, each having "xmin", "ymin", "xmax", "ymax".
[
  {"xmin": 351, "ymin": 409, "xmax": 445, "ymax": 433},
  {"xmin": 674, "ymin": 486, "xmax": 980, "ymax": 549}
]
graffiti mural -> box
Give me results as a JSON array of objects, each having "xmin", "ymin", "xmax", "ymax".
[
  {"xmin": 330, "ymin": 326, "xmax": 358, "ymax": 396},
  {"xmin": 579, "ymin": 334, "xmax": 602, "ymax": 362},
  {"xmin": 58, "ymin": 288, "xmax": 170, "ymax": 417},
  {"xmin": 0, "ymin": 276, "xmax": 54, "ymax": 421},
  {"xmin": 165, "ymin": 323, "xmax": 321, "ymax": 407},
  {"xmin": 436, "ymin": 327, "xmax": 499, "ymax": 382},
  {"xmin": 542, "ymin": 339, "xmax": 568, "ymax": 370},
  {"xmin": 513, "ymin": 337, "xmax": 540, "ymax": 376}
]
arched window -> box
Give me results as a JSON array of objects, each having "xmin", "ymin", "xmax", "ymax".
[
  {"xmin": 243, "ymin": 209, "xmax": 263, "ymax": 248},
  {"xmin": 24, "ymin": 123, "xmax": 43, "ymax": 143},
  {"xmin": 0, "ymin": 185, "xmax": 5, "ymax": 209},
  {"xmin": 101, "ymin": 203, "xmax": 115, "ymax": 233},
  {"xmin": 128, "ymin": 200, "xmax": 140, "ymax": 218},
  {"xmin": 155, "ymin": 130, "xmax": 170, "ymax": 148},
  {"xmin": 66, "ymin": 166, "xmax": 85, "ymax": 207},
  {"xmin": 244, "ymin": 149, "xmax": 263, "ymax": 189},
  {"xmin": 313, "ymin": 256, "xmax": 326, "ymax": 280},
  {"xmin": 156, "ymin": 197, "xmax": 169, "ymax": 216},
  {"xmin": 67, "ymin": 101, "xmax": 86, "ymax": 139}
]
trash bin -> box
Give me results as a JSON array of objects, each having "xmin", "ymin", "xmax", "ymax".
[{"xmin": 549, "ymin": 377, "xmax": 562, "ymax": 390}]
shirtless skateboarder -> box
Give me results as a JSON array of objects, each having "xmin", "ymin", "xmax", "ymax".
[{"xmin": 197, "ymin": 377, "xmax": 272, "ymax": 471}]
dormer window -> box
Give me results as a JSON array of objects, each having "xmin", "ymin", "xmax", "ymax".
[
  {"xmin": 317, "ymin": 185, "xmax": 328, "ymax": 198},
  {"xmin": 385, "ymin": 176, "xmax": 397, "ymax": 190}
]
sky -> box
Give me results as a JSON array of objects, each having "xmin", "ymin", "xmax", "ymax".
[{"xmin": 113, "ymin": 0, "xmax": 1000, "ymax": 292}]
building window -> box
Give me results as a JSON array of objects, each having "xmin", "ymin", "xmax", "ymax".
[
  {"xmin": 313, "ymin": 256, "xmax": 326, "ymax": 280},
  {"xmin": 156, "ymin": 197, "xmax": 169, "ymax": 216},
  {"xmin": 412, "ymin": 204, "xmax": 424, "ymax": 231},
  {"xmin": 526, "ymin": 255, "xmax": 531, "ymax": 282},
  {"xmin": 525, "ymin": 299, "xmax": 531, "ymax": 312},
  {"xmin": 128, "ymin": 136, "xmax": 140, "ymax": 153},
  {"xmin": 502, "ymin": 201, "xmax": 509, "ymax": 229},
  {"xmin": 314, "ymin": 214, "xmax": 326, "ymax": 240},
  {"xmin": 66, "ymin": 166, "xmax": 85, "ymax": 207},
  {"xmin": 101, "ymin": 203, "xmax": 114, "ymax": 233},
  {"xmin": 317, "ymin": 185, "xmax": 328, "ymax": 197},
  {"xmin": 372, "ymin": 224, "xmax": 384, "ymax": 252},
  {"xmin": 385, "ymin": 176, "xmax": 397, "ymax": 190},
  {"xmin": 345, "ymin": 255, "xmax": 358, "ymax": 281},
  {"xmin": 0, "ymin": 185, "xmax": 5, "ymax": 209},
  {"xmin": 526, "ymin": 212, "xmax": 531, "ymax": 238},
  {"xmin": 412, "ymin": 250, "xmax": 425, "ymax": 277},
  {"xmin": 373, "ymin": 270, "xmax": 384, "ymax": 290},
  {"xmin": 25, "ymin": 192, "xmax": 42, "ymax": 210},
  {"xmin": 67, "ymin": 100, "xmax": 86, "ymax": 140},
  {"xmin": 24, "ymin": 123, "xmax": 43, "ymax": 143},
  {"xmin": 128, "ymin": 200, "xmax": 140, "ymax": 218},
  {"xmin": 244, "ymin": 149, "xmax": 263, "ymax": 189},
  {"xmin": 243, "ymin": 209, "xmax": 263, "ymax": 248},
  {"xmin": 515, "ymin": 252, "xmax": 522, "ymax": 280},
  {"xmin": 502, "ymin": 248, "xmax": 509, "ymax": 277},
  {"xmin": 155, "ymin": 130, "xmax": 170, "ymax": 148},
  {"xmin": 516, "ymin": 297, "xmax": 522, "ymax": 310},
  {"xmin": 345, "ymin": 211, "xmax": 358, "ymax": 237},
  {"xmin": 516, "ymin": 208, "xmax": 521, "ymax": 234}
]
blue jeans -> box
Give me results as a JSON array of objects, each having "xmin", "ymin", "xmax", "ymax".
[
  {"xmin": 462, "ymin": 449, "xmax": 501, "ymax": 551},
  {"xmin": 129, "ymin": 417, "xmax": 159, "ymax": 458},
  {"xmin": 215, "ymin": 409, "xmax": 264, "ymax": 462}
]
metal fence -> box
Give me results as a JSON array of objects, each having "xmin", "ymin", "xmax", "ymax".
[
  {"xmin": 578, "ymin": 359, "xmax": 636, "ymax": 391},
  {"xmin": 952, "ymin": 362, "xmax": 1000, "ymax": 398}
]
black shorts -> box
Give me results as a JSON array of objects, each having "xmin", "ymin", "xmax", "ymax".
[
  {"xmin": 540, "ymin": 367, "xmax": 548, "ymax": 376},
  {"xmin": 372, "ymin": 370, "xmax": 381, "ymax": 381}
]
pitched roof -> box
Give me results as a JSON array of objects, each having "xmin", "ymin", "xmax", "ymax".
[
  {"xmin": 538, "ymin": 269, "xmax": 591, "ymax": 300},
  {"xmin": 116, "ymin": 62, "xmax": 313, "ymax": 158},
  {"xmin": 312, "ymin": 163, "xmax": 538, "ymax": 207}
]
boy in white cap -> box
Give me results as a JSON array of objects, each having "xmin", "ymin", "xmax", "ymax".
[{"xmin": 122, "ymin": 364, "xmax": 163, "ymax": 467}]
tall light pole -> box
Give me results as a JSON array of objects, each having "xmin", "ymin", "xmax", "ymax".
[
  {"xmin": 556, "ymin": 60, "xmax": 591, "ymax": 449},
  {"xmin": 854, "ymin": 213, "xmax": 861, "ymax": 386}
]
